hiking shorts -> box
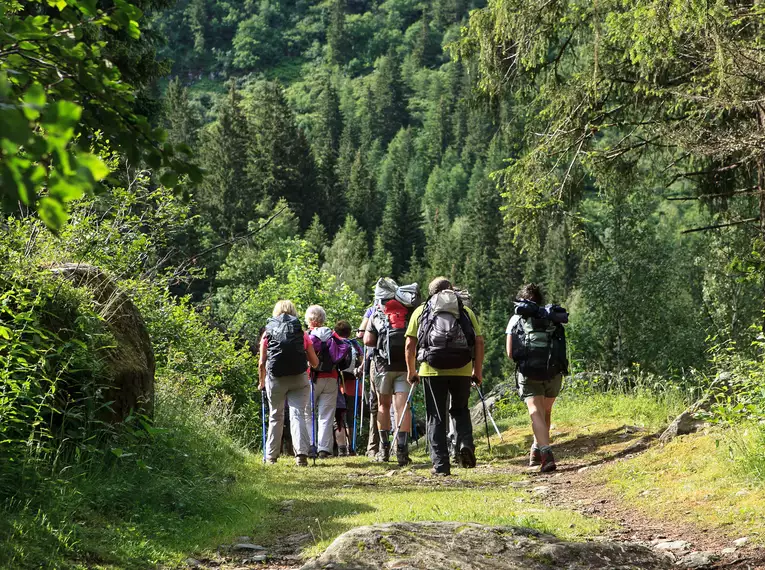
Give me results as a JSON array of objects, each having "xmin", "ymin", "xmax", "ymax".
[
  {"xmin": 373, "ymin": 370, "xmax": 409, "ymax": 396},
  {"xmin": 517, "ymin": 372, "xmax": 563, "ymax": 400}
]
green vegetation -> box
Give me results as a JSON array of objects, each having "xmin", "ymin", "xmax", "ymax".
[{"xmin": 4, "ymin": 0, "xmax": 765, "ymax": 567}]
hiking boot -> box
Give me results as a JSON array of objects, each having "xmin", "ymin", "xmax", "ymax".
[
  {"xmin": 396, "ymin": 445, "xmax": 412, "ymax": 467},
  {"xmin": 529, "ymin": 446, "xmax": 542, "ymax": 467},
  {"xmin": 458, "ymin": 447, "xmax": 476, "ymax": 469},
  {"xmin": 338, "ymin": 446, "xmax": 348, "ymax": 457},
  {"xmin": 375, "ymin": 445, "xmax": 391, "ymax": 463},
  {"xmin": 266, "ymin": 457, "xmax": 278, "ymax": 465},
  {"xmin": 296, "ymin": 454, "xmax": 308, "ymax": 467},
  {"xmin": 318, "ymin": 450, "xmax": 331, "ymax": 459},
  {"xmin": 540, "ymin": 449, "xmax": 556, "ymax": 473},
  {"xmin": 430, "ymin": 467, "xmax": 450, "ymax": 477}
]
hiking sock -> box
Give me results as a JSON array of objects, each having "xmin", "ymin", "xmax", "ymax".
[
  {"xmin": 380, "ymin": 430, "xmax": 391, "ymax": 447},
  {"xmin": 539, "ymin": 445, "xmax": 552, "ymax": 453},
  {"xmin": 396, "ymin": 431, "xmax": 407, "ymax": 447}
]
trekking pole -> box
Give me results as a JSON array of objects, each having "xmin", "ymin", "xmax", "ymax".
[
  {"xmin": 261, "ymin": 388, "xmax": 267, "ymax": 464},
  {"xmin": 391, "ymin": 382, "xmax": 416, "ymax": 446},
  {"xmin": 310, "ymin": 378, "xmax": 318, "ymax": 466},
  {"xmin": 473, "ymin": 382, "xmax": 492, "ymax": 452},
  {"xmin": 474, "ymin": 383, "xmax": 504, "ymax": 442},
  {"xmin": 424, "ymin": 378, "xmax": 441, "ymax": 422},
  {"xmin": 352, "ymin": 374, "xmax": 360, "ymax": 453},
  {"xmin": 358, "ymin": 348, "xmax": 367, "ymax": 440},
  {"xmin": 411, "ymin": 401, "xmax": 418, "ymax": 446}
]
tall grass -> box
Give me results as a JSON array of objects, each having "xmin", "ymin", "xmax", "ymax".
[{"xmin": 0, "ymin": 378, "xmax": 257, "ymax": 569}]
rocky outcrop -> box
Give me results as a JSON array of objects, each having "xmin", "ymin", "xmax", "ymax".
[
  {"xmin": 300, "ymin": 522, "xmax": 672, "ymax": 570},
  {"xmin": 50, "ymin": 263, "xmax": 155, "ymax": 421}
]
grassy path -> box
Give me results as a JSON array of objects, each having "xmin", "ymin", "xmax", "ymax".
[{"xmin": 175, "ymin": 393, "xmax": 765, "ymax": 570}]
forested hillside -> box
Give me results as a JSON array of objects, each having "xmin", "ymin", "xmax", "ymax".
[{"xmin": 146, "ymin": 0, "xmax": 762, "ymax": 380}]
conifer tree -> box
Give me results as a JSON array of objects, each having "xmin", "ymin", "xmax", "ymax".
[
  {"xmin": 370, "ymin": 235, "xmax": 394, "ymax": 282},
  {"xmin": 305, "ymin": 214, "xmax": 329, "ymax": 263},
  {"xmin": 163, "ymin": 78, "xmax": 201, "ymax": 149},
  {"xmin": 323, "ymin": 215, "xmax": 371, "ymax": 297},
  {"xmin": 197, "ymin": 84, "xmax": 252, "ymax": 238},
  {"xmin": 372, "ymin": 54, "xmax": 408, "ymax": 147},
  {"xmin": 244, "ymin": 81, "xmax": 319, "ymax": 227},
  {"xmin": 378, "ymin": 129, "xmax": 424, "ymax": 277},
  {"xmin": 327, "ymin": 0, "xmax": 349, "ymax": 65},
  {"xmin": 347, "ymin": 148, "xmax": 378, "ymax": 235}
]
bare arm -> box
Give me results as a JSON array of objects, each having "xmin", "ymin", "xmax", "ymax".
[
  {"xmin": 306, "ymin": 342, "xmax": 319, "ymax": 369},
  {"xmin": 357, "ymin": 317, "xmax": 369, "ymax": 339},
  {"xmin": 405, "ymin": 336, "xmax": 419, "ymax": 383},
  {"xmin": 506, "ymin": 334, "xmax": 512, "ymax": 359},
  {"xmin": 472, "ymin": 335, "xmax": 485, "ymax": 384},
  {"xmin": 363, "ymin": 330, "xmax": 376, "ymax": 347},
  {"xmin": 258, "ymin": 335, "xmax": 268, "ymax": 389}
]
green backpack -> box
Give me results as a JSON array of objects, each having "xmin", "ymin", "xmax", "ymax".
[{"xmin": 511, "ymin": 316, "xmax": 568, "ymax": 381}]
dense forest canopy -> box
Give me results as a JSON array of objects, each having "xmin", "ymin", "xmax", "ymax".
[{"xmin": 4, "ymin": 0, "xmax": 765, "ymax": 385}]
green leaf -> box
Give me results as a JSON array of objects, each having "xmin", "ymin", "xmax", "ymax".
[
  {"xmin": 0, "ymin": 107, "xmax": 31, "ymax": 145},
  {"xmin": 0, "ymin": 326, "xmax": 10, "ymax": 340},
  {"xmin": 159, "ymin": 172, "xmax": 178, "ymax": 188},
  {"xmin": 77, "ymin": 153, "xmax": 110, "ymax": 182},
  {"xmin": 37, "ymin": 196, "xmax": 68, "ymax": 231},
  {"xmin": 21, "ymin": 83, "xmax": 46, "ymax": 121}
]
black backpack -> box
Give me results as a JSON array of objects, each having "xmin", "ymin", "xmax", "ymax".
[
  {"xmin": 510, "ymin": 301, "xmax": 569, "ymax": 381},
  {"xmin": 416, "ymin": 290, "xmax": 476, "ymax": 370},
  {"xmin": 373, "ymin": 298, "xmax": 411, "ymax": 369},
  {"xmin": 265, "ymin": 314, "xmax": 307, "ymax": 377}
]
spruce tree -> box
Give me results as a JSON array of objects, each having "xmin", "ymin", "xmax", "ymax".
[
  {"xmin": 244, "ymin": 80, "xmax": 319, "ymax": 228},
  {"xmin": 197, "ymin": 84, "xmax": 253, "ymax": 238},
  {"xmin": 163, "ymin": 77, "xmax": 201, "ymax": 149},
  {"xmin": 327, "ymin": 0, "xmax": 349, "ymax": 65},
  {"xmin": 347, "ymin": 148, "xmax": 378, "ymax": 236},
  {"xmin": 305, "ymin": 214, "xmax": 329, "ymax": 263},
  {"xmin": 322, "ymin": 215, "xmax": 371, "ymax": 298},
  {"xmin": 372, "ymin": 54, "xmax": 408, "ymax": 147},
  {"xmin": 370, "ymin": 235, "xmax": 394, "ymax": 282}
]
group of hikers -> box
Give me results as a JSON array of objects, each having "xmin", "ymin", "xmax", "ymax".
[{"xmin": 257, "ymin": 277, "xmax": 569, "ymax": 476}]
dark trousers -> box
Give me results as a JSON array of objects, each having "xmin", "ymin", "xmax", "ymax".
[{"xmin": 424, "ymin": 376, "xmax": 474, "ymax": 473}]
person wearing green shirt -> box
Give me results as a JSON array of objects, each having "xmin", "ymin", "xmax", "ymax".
[{"xmin": 404, "ymin": 277, "xmax": 484, "ymax": 476}]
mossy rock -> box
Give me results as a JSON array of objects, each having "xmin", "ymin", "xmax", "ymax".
[
  {"xmin": 301, "ymin": 522, "xmax": 672, "ymax": 570},
  {"xmin": 50, "ymin": 263, "xmax": 155, "ymax": 421}
]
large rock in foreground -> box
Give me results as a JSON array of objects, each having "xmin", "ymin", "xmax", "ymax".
[
  {"xmin": 301, "ymin": 522, "xmax": 672, "ymax": 570},
  {"xmin": 50, "ymin": 263, "xmax": 155, "ymax": 421}
]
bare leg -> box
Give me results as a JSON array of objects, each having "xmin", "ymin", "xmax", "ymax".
[
  {"xmin": 377, "ymin": 393, "xmax": 393, "ymax": 431},
  {"xmin": 525, "ymin": 395, "xmax": 549, "ymax": 447},
  {"xmin": 392, "ymin": 391, "xmax": 411, "ymax": 433}
]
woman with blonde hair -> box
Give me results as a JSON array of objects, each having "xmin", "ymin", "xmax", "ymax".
[{"xmin": 259, "ymin": 300, "xmax": 319, "ymax": 466}]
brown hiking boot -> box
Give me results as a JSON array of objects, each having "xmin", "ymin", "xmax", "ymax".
[
  {"xmin": 295, "ymin": 454, "xmax": 309, "ymax": 467},
  {"xmin": 458, "ymin": 447, "xmax": 476, "ymax": 469},
  {"xmin": 539, "ymin": 449, "xmax": 556, "ymax": 473},
  {"xmin": 529, "ymin": 446, "xmax": 542, "ymax": 467}
]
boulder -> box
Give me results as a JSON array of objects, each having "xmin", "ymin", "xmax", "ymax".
[
  {"xmin": 469, "ymin": 382, "xmax": 515, "ymax": 428},
  {"xmin": 300, "ymin": 522, "xmax": 672, "ymax": 570},
  {"xmin": 659, "ymin": 411, "xmax": 704, "ymax": 444},
  {"xmin": 50, "ymin": 263, "xmax": 155, "ymax": 421}
]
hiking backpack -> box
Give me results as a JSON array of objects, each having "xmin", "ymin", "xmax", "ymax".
[
  {"xmin": 264, "ymin": 314, "xmax": 307, "ymax": 377},
  {"xmin": 510, "ymin": 300, "xmax": 569, "ymax": 381},
  {"xmin": 341, "ymin": 338, "xmax": 362, "ymax": 375},
  {"xmin": 416, "ymin": 290, "xmax": 476, "ymax": 370},
  {"xmin": 372, "ymin": 279, "xmax": 420, "ymax": 368},
  {"xmin": 310, "ymin": 327, "xmax": 353, "ymax": 376}
]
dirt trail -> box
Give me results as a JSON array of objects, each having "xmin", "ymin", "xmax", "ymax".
[{"xmin": 190, "ymin": 426, "xmax": 765, "ymax": 570}]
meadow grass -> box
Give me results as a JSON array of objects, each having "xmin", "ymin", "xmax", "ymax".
[{"xmin": 1, "ymin": 384, "xmax": 739, "ymax": 569}]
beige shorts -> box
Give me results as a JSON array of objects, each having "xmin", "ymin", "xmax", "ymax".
[{"xmin": 373, "ymin": 370, "xmax": 409, "ymax": 395}]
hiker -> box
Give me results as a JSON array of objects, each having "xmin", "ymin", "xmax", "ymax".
[
  {"xmin": 306, "ymin": 305, "xmax": 353, "ymax": 460},
  {"xmin": 334, "ymin": 320, "xmax": 362, "ymax": 456},
  {"xmin": 405, "ymin": 277, "xmax": 484, "ymax": 476},
  {"xmin": 506, "ymin": 283, "xmax": 568, "ymax": 473},
  {"xmin": 358, "ymin": 306, "xmax": 380, "ymax": 458},
  {"xmin": 258, "ymin": 300, "xmax": 319, "ymax": 466},
  {"xmin": 364, "ymin": 279, "xmax": 419, "ymax": 467}
]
